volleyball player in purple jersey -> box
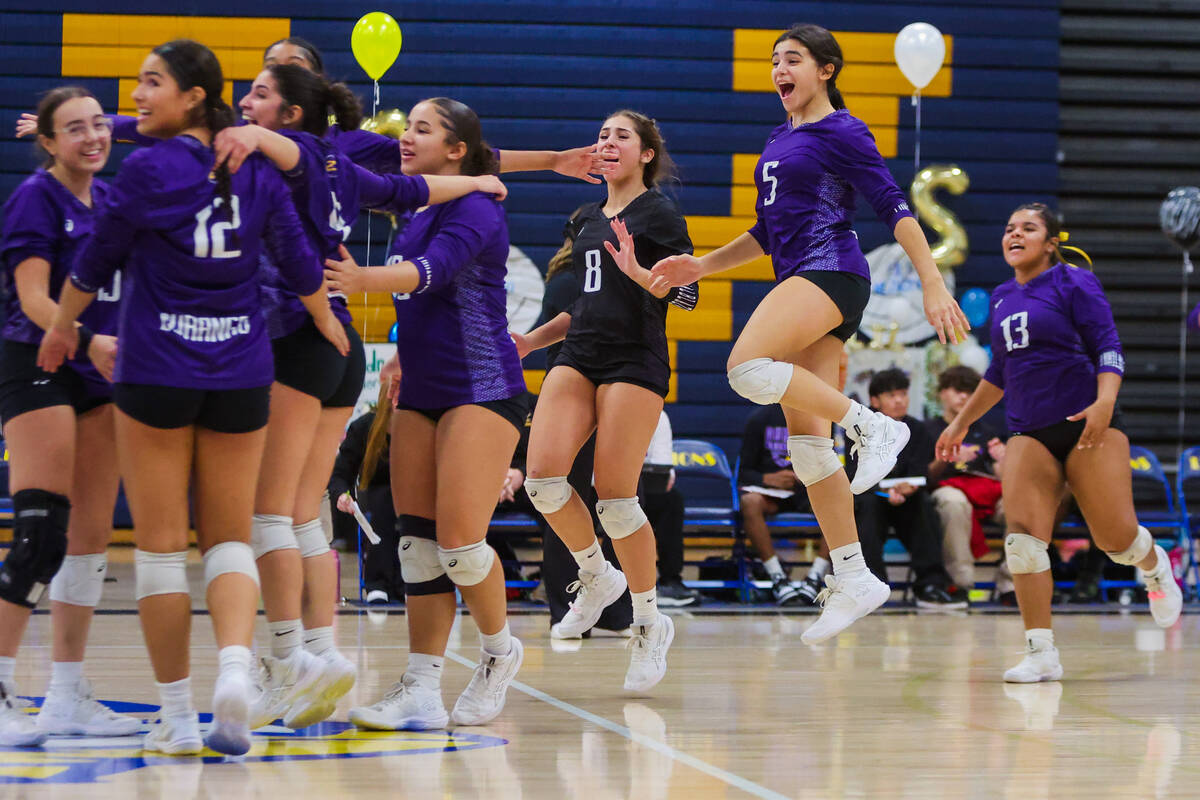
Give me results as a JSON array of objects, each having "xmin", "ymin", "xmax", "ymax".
[
  {"xmin": 650, "ymin": 24, "xmax": 968, "ymax": 645},
  {"xmin": 937, "ymin": 204, "xmax": 1181, "ymax": 682},
  {"xmin": 513, "ymin": 110, "xmax": 697, "ymax": 692},
  {"xmin": 0, "ymin": 87, "xmax": 140, "ymax": 747},
  {"xmin": 210, "ymin": 63, "xmax": 509, "ymax": 731},
  {"xmin": 324, "ymin": 98, "xmax": 525, "ymax": 731},
  {"xmin": 37, "ymin": 40, "xmax": 348, "ymax": 756}
]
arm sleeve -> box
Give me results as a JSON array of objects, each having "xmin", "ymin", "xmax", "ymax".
[
  {"xmin": 828, "ymin": 118, "xmax": 915, "ymax": 230},
  {"xmin": 107, "ymin": 114, "xmax": 157, "ymax": 147},
  {"xmin": 1, "ymin": 183, "xmax": 58, "ymax": 271},
  {"xmin": 641, "ymin": 204, "xmax": 699, "ymax": 310},
  {"xmin": 328, "ymin": 415, "xmax": 372, "ymax": 498},
  {"xmin": 261, "ymin": 169, "xmax": 324, "ymax": 297},
  {"xmin": 982, "ymin": 322, "xmax": 1008, "ymax": 390},
  {"xmin": 410, "ymin": 195, "xmax": 499, "ymax": 294},
  {"xmin": 355, "ymin": 166, "xmax": 431, "ymax": 215},
  {"xmin": 1190, "ymin": 301, "xmax": 1200, "ymax": 332},
  {"xmin": 70, "ymin": 153, "xmax": 160, "ymax": 292},
  {"xmin": 1066, "ymin": 268, "xmax": 1125, "ymax": 376},
  {"xmin": 332, "ymin": 128, "xmax": 404, "ymax": 174},
  {"xmin": 736, "ymin": 410, "xmax": 768, "ymax": 487}
]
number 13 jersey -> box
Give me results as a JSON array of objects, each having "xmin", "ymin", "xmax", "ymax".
[
  {"xmin": 557, "ymin": 189, "xmax": 697, "ymax": 397},
  {"xmin": 983, "ymin": 262, "xmax": 1125, "ymax": 432}
]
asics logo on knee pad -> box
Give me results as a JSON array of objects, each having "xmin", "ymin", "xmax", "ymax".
[
  {"xmin": 438, "ymin": 541, "xmax": 495, "ymax": 587},
  {"xmin": 596, "ymin": 497, "xmax": 647, "ymax": 539},
  {"xmin": 525, "ymin": 476, "xmax": 572, "ymax": 515}
]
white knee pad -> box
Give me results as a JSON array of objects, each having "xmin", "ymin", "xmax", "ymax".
[
  {"xmin": 438, "ymin": 540, "xmax": 496, "ymax": 587},
  {"xmin": 294, "ymin": 518, "xmax": 331, "ymax": 558},
  {"xmin": 786, "ymin": 435, "xmax": 842, "ymax": 486},
  {"xmin": 399, "ymin": 535, "xmax": 445, "ymax": 584},
  {"xmin": 250, "ymin": 513, "xmax": 297, "ymax": 559},
  {"xmin": 596, "ymin": 497, "xmax": 648, "ymax": 540},
  {"xmin": 1004, "ymin": 533, "xmax": 1051, "ymax": 575},
  {"xmin": 1106, "ymin": 525, "xmax": 1153, "ymax": 566},
  {"xmin": 48, "ymin": 553, "xmax": 107, "ymax": 607},
  {"xmin": 134, "ymin": 550, "xmax": 190, "ymax": 600},
  {"xmin": 727, "ymin": 358, "xmax": 793, "ymax": 405},
  {"xmin": 525, "ymin": 476, "xmax": 572, "ymax": 515},
  {"xmin": 203, "ymin": 541, "xmax": 260, "ymax": 589}
]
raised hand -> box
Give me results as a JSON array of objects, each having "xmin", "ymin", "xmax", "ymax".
[{"xmin": 552, "ymin": 145, "xmax": 616, "ymax": 185}]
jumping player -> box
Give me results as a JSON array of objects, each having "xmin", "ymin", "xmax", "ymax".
[
  {"xmin": 513, "ymin": 110, "xmax": 697, "ymax": 692},
  {"xmin": 38, "ymin": 39, "xmax": 347, "ymax": 756},
  {"xmin": 936, "ymin": 203, "xmax": 1182, "ymax": 682},
  {"xmin": 650, "ymin": 24, "xmax": 967, "ymax": 644}
]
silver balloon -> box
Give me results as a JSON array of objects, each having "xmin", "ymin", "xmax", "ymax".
[{"xmin": 1159, "ymin": 186, "xmax": 1200, "ymax": 253}]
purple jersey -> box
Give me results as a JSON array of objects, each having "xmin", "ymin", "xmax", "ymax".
[
  {"xmin": 1, "ymin": 169, "xmax": 121, "ymax": 391},
  {"xmin": 387, "ymin": 192, "xmax": 524, "ymax": 408},
  {"xmin": 983, "ymin": 263, "xmax": 1125, "ymax": 432},
  {"xmin": 263, "ymin": 130, "xmax": 430, "ymax": 338},
  {"xmin": 748, "ymin": 110, "xmax": 913, "ymax": 281},
  {"xmin": 70, "ymin": 136, "xmax": 323, "ymax": 390}
]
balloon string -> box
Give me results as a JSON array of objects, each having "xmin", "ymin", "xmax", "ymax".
[
  {"xmin": 364, "ymin": 79, "xmax": 380, "ymax": 346},
  {"xmin": 912, "ymin": 91, "xmax": 922, "ymax": 174},
  {"xmin": 1181, "ymin": 251, "xmax": 1193, "ymax": 466}
]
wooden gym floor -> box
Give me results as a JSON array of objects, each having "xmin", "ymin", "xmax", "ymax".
[{"xmin": 2, "ymin": 552, "xmax": 1197, "ymax": 799}]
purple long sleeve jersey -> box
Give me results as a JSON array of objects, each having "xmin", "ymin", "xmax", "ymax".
[
  {"xmin": 70, "ymin": 136, "xmax": 323, "ymax": 390},
  {"xmin": 1, "ymin": 170, "xmax": 121, "ymax": 394},
  {"xmin": 387, "ymin": 192, "xmax": 525, "ymax": 408},
  {"xmin": 748, "ymin": 110, "xmax": 914, "ymax": 281},
  {"xmin": 983, "ymin": 263, "xmax": 1125, "ymax": 432},
  {"xmin": 263, "ymin": 129, "xmax": 430, "ymax": 338}
]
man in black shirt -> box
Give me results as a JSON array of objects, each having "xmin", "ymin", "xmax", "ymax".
[{"xmin": 848, "ymin": 369, "xmax": 963, "ymax": 609}]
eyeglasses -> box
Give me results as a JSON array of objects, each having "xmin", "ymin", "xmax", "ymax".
[{"xmin": 54, "ymin": 118, "xmax": 115, "ymax": 142}]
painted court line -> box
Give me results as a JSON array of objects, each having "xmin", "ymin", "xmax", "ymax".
[{"xmin": 444, "ymin": 649, "xmax": 790, "ymax": 800}]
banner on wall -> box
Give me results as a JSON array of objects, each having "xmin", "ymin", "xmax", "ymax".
[{"xmin": 353, "ymin": 343, "xmax": 396, "ymax": 420}]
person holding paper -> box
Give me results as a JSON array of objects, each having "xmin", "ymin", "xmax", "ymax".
[{"xmin": 846, "ymin": 369, "xmax": 963, "ymax": 609}]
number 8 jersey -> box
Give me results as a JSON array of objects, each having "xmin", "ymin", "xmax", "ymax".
[
  {"xmin": 557, "ymin": 189, "xmax": 697, "ymax": 398},
  {"xmin": 983, "ymin": 262, "xmax": 1125, "ymax": 432}
]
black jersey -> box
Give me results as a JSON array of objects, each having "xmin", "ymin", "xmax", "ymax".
[{"xmin": 562, "ymin": 189, "xmax": 697, "ymax": 370}]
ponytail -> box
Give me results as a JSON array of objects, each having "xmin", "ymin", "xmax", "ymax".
[
  {"xmin": 427, "ymin": 97, "xmax": 498, "ymax": 176},
  {"xmin": 268, "ymin": 63, "xmax": 362, "ymax": 137},
  {"xmin": 204, "ymin": 96, "xmax": 237, "ymax": 212},
  {"xmin": 359, "ymin": 384, "xmax": 393, "ymax": 491}
]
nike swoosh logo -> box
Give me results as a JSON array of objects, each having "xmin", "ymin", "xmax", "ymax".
[{"xmin": 842, "ymin": 554, "xmax": 854, "ymax": 560}]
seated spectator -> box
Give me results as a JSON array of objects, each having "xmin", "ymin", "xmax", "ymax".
[
  {"xmin": 643, "ymin": 410, "xmax": 701, "ymax": 607},
  {"xmin": 848, "ymin": 368, "xmax": 963, "ymax": 609},
  {"xmin": 329, "ymin": 385, "xmax": 402, "ymax": 604},
  {"xmin": 736, "ymin": 404, "xmax": 813, "ymax": 605},
  {"xmin": 925, "ymin": 366, "xmax": 1007, "ymax": 596}
]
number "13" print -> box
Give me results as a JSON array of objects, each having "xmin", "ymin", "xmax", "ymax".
[{"xmin": 1000, "ymin": 311, "xmax": 1029, "ymax": 352}]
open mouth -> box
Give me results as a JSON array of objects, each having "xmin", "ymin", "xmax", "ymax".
[
  {"xmin": 1007, "ymin": 244, "xmax": 1025, "ymax": 253},
  {"xmin": 241, "ymin": 114, "xmax": 258, "ymax": 124},
  {"xmin": 778, "ymin": 82, "xmax": 795, "ymax": 100}
]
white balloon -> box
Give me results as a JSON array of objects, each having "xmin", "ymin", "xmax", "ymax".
[{"xmin": 894, "ymin": 22, "xmax": 946, "ymax": 91}]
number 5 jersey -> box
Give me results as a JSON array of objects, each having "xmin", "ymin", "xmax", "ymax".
[{"xmin": 983, "ymin": 262, "xmax": 1125, "ymax": 432}]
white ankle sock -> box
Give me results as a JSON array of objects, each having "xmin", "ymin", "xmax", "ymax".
[
  {"xmin": 303, "ymin": 626, "xmax": 335, "ymax": 656},
  {"xmin": 218, "ymin": 645, "xmax": 253, "ymax": 677},
  {"xmin": 571, "ymin": 540, "xmax": 605, "ymax": 576},
  {"xmin": 407, "ymin": 653, "xmax": 444, "ymax": 690},
  {"xmin": 631, "ymin": 589, "xmax": 658, "ymax": 627},
  {"xmin": 808, "ymin": 556, "xmax": 831, "ymax": 580},
  {"xmin": 0, "ymin": 656, "xmax": 17, "ymax": 686},
  {"xmin": 838, "ymin": 400, "xmax": 873, "ymax": 440},
  {"xmin": 156, "ymin": 677, "xmax": 194, "ymax": 718},
  {"xmin": 831, "ymin": 543, "xmax": 867, "ymax": 576},
  {"xmin": 268, "ymin": 619, "xmax": 303, "ymax": 659},
  {"xmin": 48, "ymin": 661, "xmax": 84, "ymax": 692},
  {"xmin": 480, "ymin": 623, "xmax": 512, "ymax": 658},
  {"xmin": 1026, "ymin": 628, "xmax": 1054, "ymax": 650},
  {"xmin": 763, "ymin": 555, "xmax": 785, "ymax": 580}
]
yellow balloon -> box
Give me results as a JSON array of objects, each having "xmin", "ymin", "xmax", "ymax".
[
  {"xmin": 351, "ymin": 12, "xmax": 402, "ymax": 81},
  {"xmin": 910, "ymin": 164, "xmax": 970, "ymax": 269}
]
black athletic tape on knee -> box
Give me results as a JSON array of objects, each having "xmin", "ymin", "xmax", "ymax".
[
  {"xmin": 397, "ymin": 514, "xmax": 437, "ymax": 541},
  {"xmin": 404, "ymin": 574, "xmax": 456, "ymax": 596},
  {"xmin": 0, "ymin": 489, "xmax": 71, "ymax": 608}
]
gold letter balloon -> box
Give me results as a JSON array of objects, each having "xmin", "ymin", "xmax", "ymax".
[{"xmin": 910, "ymin": 164, "xmax": 969, "ymax": 269}]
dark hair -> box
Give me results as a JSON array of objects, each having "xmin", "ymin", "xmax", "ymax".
[
  {"xmin": 937, "ymin": 365, "xmax": 980, "ymax": 394},
  {"xmin": 267, "ymin": 63, "xmax": 362, "ymax": 137},
  {"xmin": 152, "ymin": 39, "xmax": 238, "ymax": 212},
  {"xmin": 427, "ymin": 98, "xmax": 497, "ymax": 176},
  {"xmin": 263, "ymin": 36, "xmax": 325, "ymax": 75},
  {"xmin": 774, "ymin": 24, "xmax": 846, "ymax": 111},
  {"xmin": 35, "ymin": 86, "xmax": 96, "ymax": 167},
  {"xmin": 604, "ymin": 109, "xmax": 677, "ymax": 189},
  {"xmin": 546, "ymin": 205, "xmax": 590, "ymax": 282},
  {"xmin": 868, "ymin": 367, "xmax": 910, "ymax": 397}
]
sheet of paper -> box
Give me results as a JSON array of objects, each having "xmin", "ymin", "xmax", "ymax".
[{"xmin": 738, "ymin": 485, "xmax": 795, "ymax": 499}]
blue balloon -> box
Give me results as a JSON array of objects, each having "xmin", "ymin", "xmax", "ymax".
[
  {"xmin": 388, "ymin": 322, "xmax": 398, "ymax": 343},
  {"xmin": 960, "ymin": 287, "xmax": 991, "ymax": 328}
]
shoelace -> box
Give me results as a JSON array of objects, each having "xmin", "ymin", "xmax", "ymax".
[
  {"xmin": 564, "ymin": 574, "xmax": 597, "ymax": 613},
  {"xmin": 813, "ymin": 575, "xmax": 841, "ymax": 608}
]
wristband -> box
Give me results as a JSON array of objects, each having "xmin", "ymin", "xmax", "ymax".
[{"xmin": 76, "ymin": 324, "xmax": 94, "ymax": 357}]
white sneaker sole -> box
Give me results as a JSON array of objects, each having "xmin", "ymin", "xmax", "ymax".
[
  {"xmin": 0, "ymin": 727, "xmax": 47, "ymax": 747},
  {"xmin": 849, "ymin": 423, "xmax": 910, "ymax": 495},
  {"xmin": 284, "ymin": 660, "xmax": 357, "ymax": 730},
  {"xmin": 204, "ymin": 681, "xmax": 252, "ymax": 756},
  {"xmin": 800, "ymin": 579, "xmax": 890, "ymax": 645},
  {"xmin": 348, "ymin": 705, "xmax": 449, "ymax": 731},
  {"xmin": 144, "ymin": 722, "xmax": 202, "ymax": 755},
  {"xmin": 37, "ymin": 715, "xmax": 141, "ymax": 737},
  {"xmin": 550, "ymin": 572, "xmax": 629, "ymax": 639},
  {"xmin": 1003, "ymin": 664, "xmax": 1064, "ymax": 684},
  {"xmin": 623, "ymin": 615, "xmax": 675, "ymax": 693}
]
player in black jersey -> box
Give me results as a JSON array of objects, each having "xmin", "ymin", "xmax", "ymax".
[{"xmin": 514, "ymin": 110, "xmax": 696, "ymax": 693}]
